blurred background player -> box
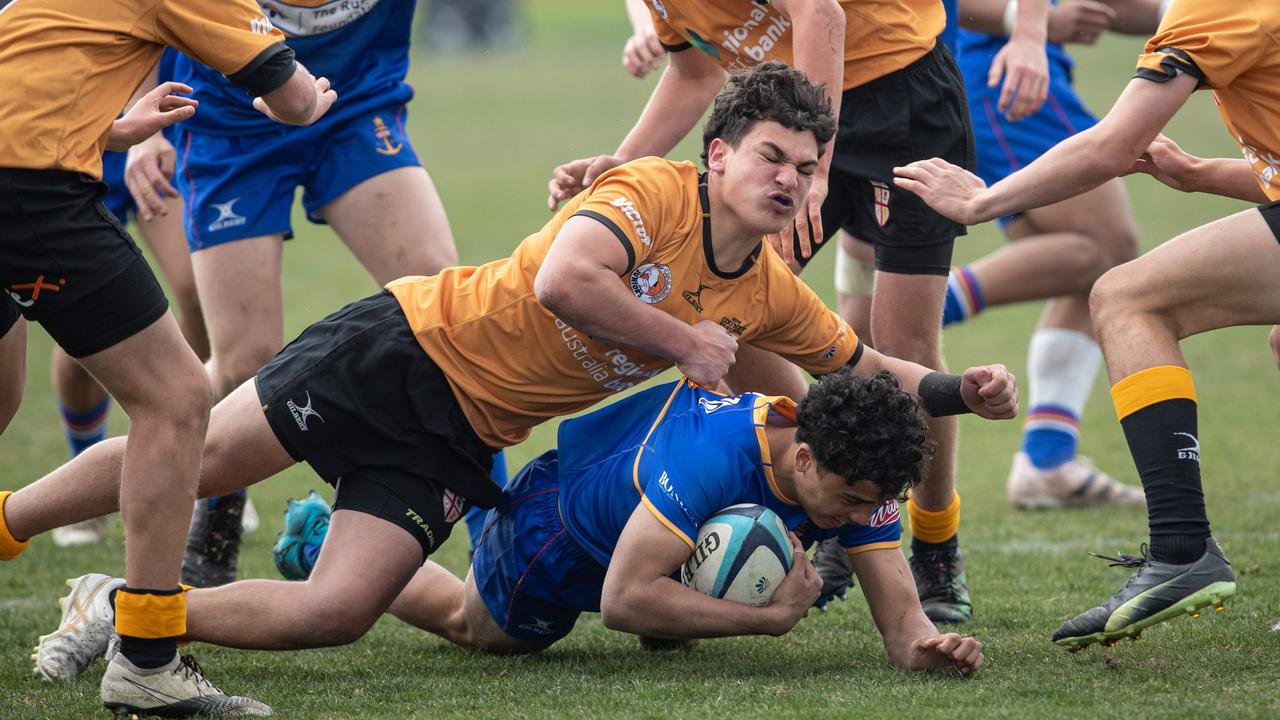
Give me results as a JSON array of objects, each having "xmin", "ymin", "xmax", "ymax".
[
  {"xmin": 0, "ymin": 0, "xmax": 336, "ymax": 715},
  {"xmin": 49, "ymin": 49, "xmax": 216, "ymax": 548},
  {"xmin": 123, "ymin": 0, "xmax": 504, "ymax": 587},
  {"xmin": 893, "ymin": 0, "xmax": 1277, "ymax": 649}
]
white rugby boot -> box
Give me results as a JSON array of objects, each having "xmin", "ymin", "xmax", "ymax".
[
  {"xmin": 33, "ymin": 573, "xmax": 123, "ymax": 681},
  {"xmin": 100, "ymin": 653, "xmax": 272, "ymax": 717},
  {"xmin": 1006, "ymin": 452, "xmax": 1145, "ymax": 509}
]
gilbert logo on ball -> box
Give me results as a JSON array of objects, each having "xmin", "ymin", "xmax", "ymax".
[{"xmin": 682, "ymin": 504, "xmax": 792, "ymax": 607}]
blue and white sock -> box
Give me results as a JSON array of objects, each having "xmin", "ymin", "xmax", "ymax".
[
  {"xmin": 942, "ymin": 266, "xmax": 985, "ymax": 327},
  {"xmin": 1021, "ymin": 328, "xmax": 1103, "ymax": 470},
  {"xmin": 60, "ymin": 397, "xmax": 111, "ymax": 458}
]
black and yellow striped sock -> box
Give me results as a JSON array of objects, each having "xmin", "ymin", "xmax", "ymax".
[
  {"xmin": 1111, "ymin": 365, "xmax": 1209, "ymax": 564},
  {"xmin": 114, "ymin": 587, "xmax": 185, "ymax": 669}
]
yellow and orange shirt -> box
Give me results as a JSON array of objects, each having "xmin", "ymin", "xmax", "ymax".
[
  {"xmin": 0, "ymin": 0, "xmax": 287, "ymax": 178},
  {"xmin": 1135, "ymin": 0, "xmax": 1280, "ymax": 200},
  {"xmin": 386, "ymin": 157, "xmax": 861, "ymax": 448},
  {"xmin": 644, "ymin": 0, "xmax": 944, "ymax": 91}
]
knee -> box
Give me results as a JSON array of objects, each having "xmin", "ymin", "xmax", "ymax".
[
  {"xmin": 1089, "ymin": 264, "xmax": 1146, "ymax": 336},
  {"xmin": 212, "ymin": 342, "xmax": 279, "ymax": 391},
  {"xmin": 299, "ymin": 599, "xmax": 381, "ymax": 647}
]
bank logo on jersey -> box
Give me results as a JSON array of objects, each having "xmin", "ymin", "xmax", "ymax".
[
  {"xmin": 262, "ymin": 0, "xmax": 382, "ymax": 36},
  {"xmin": 869, "ymin": 499, "xmax": 901, "ymax": 528},
  {"xmin": 630, "ymin": 263, "xmax": 672, "ymax": 304},
  {"xmin": 249, "ymin": 16, "xmax": 275, "ymax": 35},
  {"xmin": 372, "ymin": 116, "xmax": 403, "ymax": 156},
  {"xmin": 684, "ymin": 28, "xmax": 721, "ymax": 58},
  {"xmin": 610, "ymin": 196, "xmax": 651, "ymax": 246},
  {"xmin": 209, "ymin": 199, "xmax": 247, "ymax": 232},
  {"xmin": 718, "ymin": 4, "xmax": 791, "ymax": 61},
  {"xmin": 871, "ymin": 181, "xmax": 891, "ymax": 227}
]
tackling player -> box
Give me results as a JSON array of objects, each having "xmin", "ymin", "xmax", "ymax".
[
  {"xmin": 0, "ymin": 0, "xmax": 335, "ymax": 715},
  {"xmin": 552, "ymin": 0, "xmax": 1049, "ymax": 627},
  {"xmin": 119, "ymin": 0, "xmax": 468, "ymax": 588},
  {"xmin": 893, "ymin": 0, "xmax": 1274, "ymax": 649},
  {"xmin": 3, "ymin": 63, "xmax": 1014, "ymax": 687}
]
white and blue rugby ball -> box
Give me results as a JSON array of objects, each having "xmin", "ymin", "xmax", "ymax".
[{"xmin": 681, "ymin": 504, "xmax": 793, "ymax": 607}]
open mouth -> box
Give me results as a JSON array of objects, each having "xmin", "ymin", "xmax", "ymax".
[{"xmin": 769, "ymin": 193, "xmax": 794, "ymax": 211}]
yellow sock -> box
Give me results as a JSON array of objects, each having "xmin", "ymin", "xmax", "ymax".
[
  {"xmin": 115, "ymin": 589, "xmax": 187, "ymax": 639},
  {"xmin": 907, "ymin": 492, "xmax": 960, "ymax": 544},
  {"xmin": 0, "ymin": 491, "xmax": 30, "ymax": 561}
]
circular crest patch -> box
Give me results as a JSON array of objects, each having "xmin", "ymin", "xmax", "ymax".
[{"xmin": 630, "ymin": 263, "xmax": 673, "ymax": 304}]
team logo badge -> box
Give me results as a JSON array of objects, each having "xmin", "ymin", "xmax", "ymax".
[
  {"xmin": 1174, "ymin": 432, "xmax": 1200, "ymax": 462},
  {"xmin": 869, "ymin": 499, "xmax": 901, "ymax": 528},
  {"xmin": 871, "ymin": 181, "xmax": 890, "ymax": 227},
  {"xmin": 630, "ymin": 263, "xmax": 672, "ymax": 304},
  {"xmin": 373, "ymin": 116, "xmax": 403, "ymax": 156},
  {"xmin": 7, "ymin": 274, "xmax": 65, "ymax": 307},
  {"xmin": 682, "ymin": 283, "xmax": 711, "ymax": 312},
  {"xmin": 286, "ymin": 391, "xmax": 324, "ymax": 432},
  {"xmin": 718, "ymin": 316, "xmax": 747, "ymax": 336},
  {"xmin": 208, "ymin": 199, "xmax": 247, "ymax": 232},
  {"xmin": 650, "ymin": 0, "xmax": 668, "ymax": 20},
  {"xmin": 441, "ymin": 489, "xmax": 465, "ymax": 524}
]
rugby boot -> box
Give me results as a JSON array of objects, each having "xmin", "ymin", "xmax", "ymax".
[
  {"xmin": 1007, "ymin": 452, "xmax": 1145, "ymax": 510},
  {"xmin": 811, "ymin": 538, "xmax": 856, "ymax": 610},
  {"xmin": 910, "ymin": 546, "xmax": 973, "ymax": 624},
  {"xmin": 1053, "ymin": 537, "xmax": 1236, "ymax": 650},
  {"xmin": 272, "ymin": 491, "xmax": 331, "ymax": 581},
  {"xmin": 182, "ymin": 491, "xmax": 246, "ymax": 588},
  {"xmin": 52, "ymin": 515, "xmax": 110, "ymax": 547},
  {"xmin": 100, "ymin": 653, "xmax": 271, "ymax": 717},
  {"xmin": 33, "ymin": 573, "xmax": 123, "ymax": 681}
]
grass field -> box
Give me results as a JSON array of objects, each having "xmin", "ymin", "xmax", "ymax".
[{"xmin": 3, "ymin": 3, "xmax": 1280, "ymax": 718}]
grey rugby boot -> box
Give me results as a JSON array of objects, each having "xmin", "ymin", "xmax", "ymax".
[
  {"xmin": 1053, "ymin": 537, "xmax": 1237, "ymax": 650},
  {"xmin": 811, "ymin": 538, "xmax": 856, "ymax": 610},
  {"xmin": 182, "ymin": 492, "xmax": 246, "ymax": 588},
  {"xmin": 101, "ymin": 653, "xmax": 271, "ymax": 717},
  {"xmin": 910, "ymin": 546, "xmax": 973, "ymax": 624}
]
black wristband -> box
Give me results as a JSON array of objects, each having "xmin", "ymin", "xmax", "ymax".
[{"xmin": 917, "ymin": 372, "xmax": 970, "ymax": 417}]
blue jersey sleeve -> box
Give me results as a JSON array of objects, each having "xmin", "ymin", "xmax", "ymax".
[
  {"xmin": 641, "ymin": 456, "xmax": 734, "ymax": 550},
  {"xmin": 836, "ymin": 499, "xmax": 903, "ymax": 553}
]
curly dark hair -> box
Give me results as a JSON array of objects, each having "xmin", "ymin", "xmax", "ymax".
[
  {"xmin": 701, "ymin": 60, "xmax": 837, "ymax": 166},
  {"xmin": 794, "ymin": 369, "xmax": 933, "ymax": 501}
]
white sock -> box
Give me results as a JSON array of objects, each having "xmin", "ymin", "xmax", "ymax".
[{"xmin": 1021, "ymin": 328, "xmax": 1103, "ymax": 469}]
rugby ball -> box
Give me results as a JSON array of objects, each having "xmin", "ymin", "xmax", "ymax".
[{"xmin": 681, "ymin": 504, "xmax": 793, "ymax": 607}]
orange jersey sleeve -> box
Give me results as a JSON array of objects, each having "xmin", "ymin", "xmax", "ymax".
[
  {"xmin": 154, "ymin": 0, "xmax": 287, "ymax": 77},
  {"xmin": 748, "ymin": 248, "xmax": 861, "ymax": 375},
  {"xmin": 1135, "ymin": 0, "xmax": 1264, "ymax": 88},
  {"xmin": 644, "ymin": 1, "xmax": 691, "ymax": 49},
  {"xmin": 571, "ymin": 159, "xmax": 693, "ymax": 274}
]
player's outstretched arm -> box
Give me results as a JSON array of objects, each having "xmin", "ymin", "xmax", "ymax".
[
  {"xmin": 547, "ymin": 49, "xmax": 724, "ymax": 210},
  {"xmin": 252, "ymin": 60, "xmax": 336, "ymax": 126},
  {"xmin": 852, "ymin": 548, "xmax": 984, "ymax": 676},
  {"xmin": 107, "ymin": 81, "xmax": 198, "ymax": 152},
  {"xmin": 536, "ymin": 216, "xmax": 738, "ymax": 387},
  {"xmin": 1126, "ymin": 134, "xmax": 1269, "ymax": 203},
  {"xmin": 847, "ymin": 346, "xmax": 1018, "ymax": 419},
  {"xmin": 893, "ymin": 71, "xmax": 1198, "ymax": 225},
  {"xmin": 602, "ymin": 506, "xmax": 820, "ymax": 639}
]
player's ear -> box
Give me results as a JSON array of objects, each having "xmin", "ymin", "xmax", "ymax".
[
  {"xmin": 706, "ymin": 137, "xmax": 729, "ymax": 174},
  {"xmin": 794, "ymin": 443, "xmax": 813, "ymax": 474}
]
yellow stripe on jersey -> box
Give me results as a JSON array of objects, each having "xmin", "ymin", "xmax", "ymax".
[
  {"xmin": 631, "ymin": 381, "xmax": 689, "ymax": 494},
  {"xmin": 1111, "ymin": 365, "xmax": 1197, "ymax": 421},
  {"xmin": 642, "ymin": 495, "xmax": 696, "ymax": 550},
  {"xmin": 752, "ymin": 395, "xmax": 799, "ymax": 506}
]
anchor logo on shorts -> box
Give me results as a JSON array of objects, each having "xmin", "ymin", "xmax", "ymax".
[
  {"xmin": 7, "ymin": 275, "xmax": 65, "ymax": 307},
  {"xmin": 373, "ymin": 116, "xmax": 403, "ymax": 156},
  {"xmin": 286, "ymin": 391, "xmax": 324, "ymax": 432}
]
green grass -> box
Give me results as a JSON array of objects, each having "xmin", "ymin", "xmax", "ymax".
[{"xmin": 3, "ymin": 4, "xmax": 1280, "ymax": 717}]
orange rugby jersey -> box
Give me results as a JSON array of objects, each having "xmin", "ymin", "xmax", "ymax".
[
  {"xmin": 0, "ymin": 0, "xmax": 286, "ymax": 178},
  {"xmin": 1135, "ymin": 0, "xmax": 1280, "ymax": 200},
  {"xmin": 644, "ymin": 0, "xmax": 944, "ymax": 91},
  {"xmin": 386, "ymin": 157, "xmax": 861, "ymax": 448}
]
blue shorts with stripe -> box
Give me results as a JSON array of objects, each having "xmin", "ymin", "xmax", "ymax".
[
  {"xmin": 174, "ymin": 103, "xmax": 421, "ymax": 252},
  {"xmin": 959, "ymin": 42, "xmax": 1097, "ymax": 227},
  {"xmin": 472, "ymin": 450, "xmax": 607, "ymax": 646}
]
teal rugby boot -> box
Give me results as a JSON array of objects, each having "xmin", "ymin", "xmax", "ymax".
[{"xmin": 1053, "ymin": 537, "xmax": 1236, "ymax": 650}]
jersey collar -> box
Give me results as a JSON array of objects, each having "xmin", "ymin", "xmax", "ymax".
[{"xmin": 699, "ymin": 172, "xmax": 762, "ymax": 280}]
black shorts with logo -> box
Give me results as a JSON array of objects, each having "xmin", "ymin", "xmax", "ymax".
[
  {"xmin": 255, "ymin": 291, "xmax": 502, "ymax": 558},
  {"xmin": 795, "ymin": 44, "xmax": 975, "ymax": 276},
  {"xmin": 1260, "ymin": 198, "xmax": 1280, "ymax": 245},
  {"xmin": 0, "ymin": 168, "xmax": 169, "ymax": 357}
]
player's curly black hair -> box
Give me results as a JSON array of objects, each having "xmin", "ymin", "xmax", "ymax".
[
  {"xmin": 794, "ymin": 369, "xmax": 933, "ymax": 501},
  {"xmin": 701, "ymin": 60, "xmax": 837, "ymax": 166}
]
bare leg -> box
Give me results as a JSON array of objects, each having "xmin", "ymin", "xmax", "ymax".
[
  {"xmin": 184, "ymin": 510, "xmax": 423, "ymax": 649},
  {"xmin": 387, "ymin": 562, "xmax": 541, "ymax": 653},
  {"xmin": 4, "ymin": 380, "xmax": 292, "ymax": 541},
  {"xmin": 138, "ymin": 195, "xmax": 209, "ymax": 360},
  {"xmin": 1092, "ymin": 208, "xmax": 1280, "ymax": 380},
  {"xmin": 834, "ymin": 232, "xmax": 874, "ymax": 341},
  {"xmin": 191, "ymin": 235, "xmax": 285, "ymax": 401},
  {"xmin": 321, "ymin": 166, "xmax": 460, "ymax": 283},
  {"xmin": 0, "ymin": 318, "xmax": 26, "ymax": 434}
]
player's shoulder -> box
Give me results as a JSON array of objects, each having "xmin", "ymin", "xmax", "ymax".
[{"xmin": 598, "ymin": 157, "xmax": 698, "ymax": 190}]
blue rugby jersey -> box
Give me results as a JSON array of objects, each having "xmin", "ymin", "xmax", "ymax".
[
  {"xmin": 171, "ymin": 0, "xmax": 416, "ymax": 135},
  {"xmin": 556, "ymin": 380, "xmax": 901, "ymax": 568}
]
